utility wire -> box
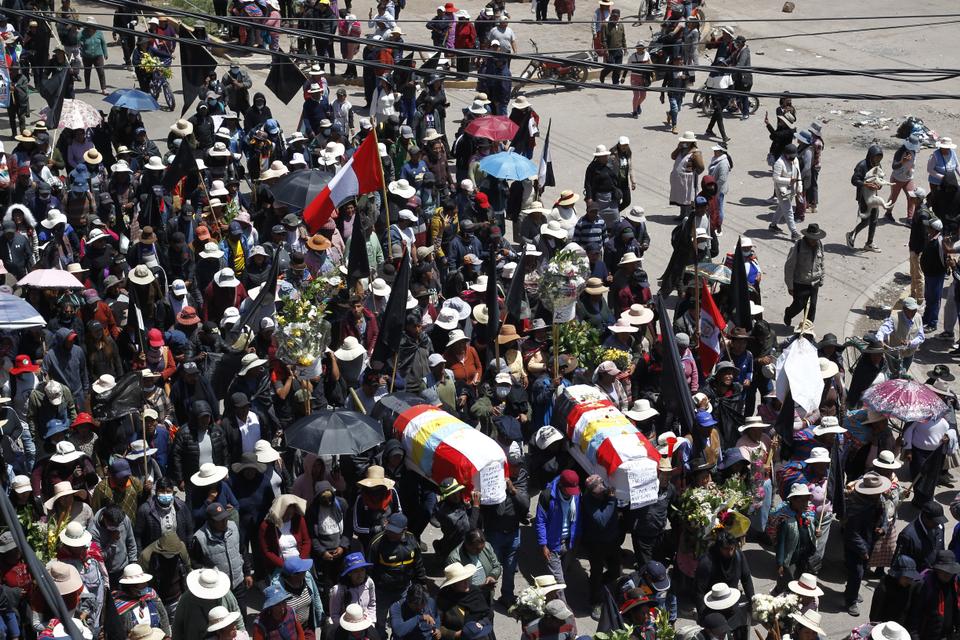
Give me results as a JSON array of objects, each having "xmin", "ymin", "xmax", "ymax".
[{"xmin": 14, "ymin": 3, "xmax": 960, "ymax": 101}]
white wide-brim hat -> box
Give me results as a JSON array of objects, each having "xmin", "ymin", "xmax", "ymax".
[{"xmin": 186, "ymin": 568, "xmax": 231, "ymax": 600}]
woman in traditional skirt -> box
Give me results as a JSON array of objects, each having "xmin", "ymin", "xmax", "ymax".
[{"xmin": 866, "ymin": 451, "xmax": 904, "ymax": 575}]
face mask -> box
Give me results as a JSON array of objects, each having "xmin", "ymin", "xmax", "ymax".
[{"xmin": 156, "ymin": 493, "xmax": 174, "ymax": 507}]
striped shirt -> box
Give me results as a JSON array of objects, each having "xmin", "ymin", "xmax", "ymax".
[{"xmin": 572, "ymin": 217, "xmax": 606, "ymax": 249}]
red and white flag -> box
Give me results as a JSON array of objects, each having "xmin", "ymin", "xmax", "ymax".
[
  {"xmin": 303, "ymin": 134, "xmax": 384, "ymax": 232},
  {"xmin": 698, "ymin": 282, "xmax": 727, "ymax": 375}
]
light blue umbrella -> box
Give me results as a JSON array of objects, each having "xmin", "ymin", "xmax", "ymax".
[
  {"xmin": 104, "ymin": 88, "xmax": 162, "ymax": 112},
  {"xmin": 478, "ymin": 151, "xmax": 538, "ymax": 181}
]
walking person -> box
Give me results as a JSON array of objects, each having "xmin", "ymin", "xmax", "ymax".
[
  {"xmin": 806, "ymin": 122, "xmax": 825, "ymax": 213},
  {"xmin": 783, "ymin": 223, "xmax": 826, "ymax": 325},
  {"xmin": 661, "ymin": 55, "xmax": 688, "ymax": 134},
  {"xmin": 919, "ymin": 221, "xmax": 951, "ymax": 332},
  {"xmin": 599, "ymin": 10, "xmax": 626, "ymax": 84},
  {"xmin": 669, "ymin": 132, "xmax": 703, "ymax": 221},
  {"xmin": 843, "ymin": 473, "xmax": 891, "ymax": 616},
  {"xmin": 79, "ymin": 17, "xmax": 108, "ymax": 94},
  {"xmin": 907, "ymin": 189, "xmax": 933, "ymax": 304},
  {"xmin": 846, "ymin": 144, "xmax": 887, "ymax": 251},
  {"xmin": 889, "ymin": 136, "xmax": 921, "ymax": 221},
  {"xmin": 731, "ymin": 36, "xmax": 753, "ymax": 120},
  {"xmin": 769, "ymin": 143, "xmax": 802, "ymax": 239},
  {"xmin": 627, "ymin": 41, "xmax": 652, "ymax": 118},
  {"xmin": 709, "ymin": 145, "xmax": 732, "ymax": 228}
]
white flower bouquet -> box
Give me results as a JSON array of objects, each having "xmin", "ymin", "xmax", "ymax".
[
  {"xmin": 276, "ymin": 275, "xmax": 338, "ymax": 370},
  {"xmin": 540, "ymin": 247, "xmax": 590, "ymax": 322},
  {"xmin": 507, "ymin": 586, "xmax": 546, "ymax": 624},
  {"xmin": 751, "ymin": 593, "xmax": 800, "ymax": 628}
]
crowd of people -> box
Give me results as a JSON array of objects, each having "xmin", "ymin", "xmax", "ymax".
[{"xmin": 0, "ymin": 1, "xmax": 958, "ymax": 640}]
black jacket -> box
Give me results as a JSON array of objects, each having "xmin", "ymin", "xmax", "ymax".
[
  {"xmin": 134, "ymin": 494, "xmax": 195, "ymax": 550},
  {"xmin": 870, "ymin": 574, "xmax": 921, "ymax": 627},
  {"xmin": 168, "ymin": 422, "xmax": 228, "ymax": 485},
  {"xmin": 368, "ymin": 531, "xmax": 427, "ymax": 593},
  {"xmin": 895, "ymin": 519, "xmax": 945, "ymax": 572},
  {"xmin": 844, "ymin": 493, "xmax": 886, "ymax": 557},
  {"xmin": 481, "ymin": 467, "xmax": 530, "ymax": 535}
]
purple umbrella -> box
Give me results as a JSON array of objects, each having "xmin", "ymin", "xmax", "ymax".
[{"xmin": 862, "ymin": 378, "xmax": 948, "ymax": 422}]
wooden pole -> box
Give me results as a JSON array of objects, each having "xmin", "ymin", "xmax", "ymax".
[
  {"xmin": 372, "ymin": 128, "xmax": 393, "ymax": 261},
  {"xmin": 552, "ymin": 322, "xmax": 560, "ymax": 379},
  {"xmin": 389, "ymin": 350, "xmax": 400, "ymax": 393},
  {"xmin": 692, "ymin": 221, "xmax": 701, "ymax": 343},
  {"xmin": 349, "ymin": 387, "xmax": 366, "ymax": 414}
]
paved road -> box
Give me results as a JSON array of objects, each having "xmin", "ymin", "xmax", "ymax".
[{"xmin": 44, "ymin": 0, "xmax": 960, "ymax": 636}]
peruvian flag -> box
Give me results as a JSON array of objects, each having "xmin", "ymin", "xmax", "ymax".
[
  {"xmin": 303, "ymin": 134, "xmax": 384, "ymax": 232},
  {"xmin": 698, "ymin": 282, "xmax": 727, "ymax": 375}
]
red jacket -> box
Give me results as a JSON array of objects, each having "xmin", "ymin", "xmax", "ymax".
[
  {"xmin": 258, "ymin": 513, "xmax": 310, "ymax": 571},
  {"xmin": 455, "ymin": 22, "xmax": 477, "ymax": 50},
  {"xmin": 338, "ymin": 308, "xmax": 379, "ymax": 355}
]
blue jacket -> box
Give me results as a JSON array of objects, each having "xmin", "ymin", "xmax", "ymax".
[
  {"xmin": 390, "ymin": 597, "xmax": 438, "ymax": 640},
  {"xmin": 535, "ymin": 476, "xmax": 580, "ymax": 552}
]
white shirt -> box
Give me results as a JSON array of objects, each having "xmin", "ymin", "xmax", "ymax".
[
  {"xmin": 488, "ymin": 26, "xmax": 516, "ymax": 51},
  {"xmin": 238, "ymin": 412, "xmax": 262, "ymax": 453},
  {"xmin": 903, "ymin": 416, "xmax": 954, "ymax": 452}
]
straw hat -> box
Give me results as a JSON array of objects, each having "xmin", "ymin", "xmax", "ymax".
[
  {"xmin": 43, "ymin": 481, "xmax": 79, "ymax": 511},
  {"xmin": 556, "ymin": 190, "xmax": 579, "ymax": 207},
  {"xmin": 791, "ymin": 610, "xmax": 826, "ymax": 636},
  {"xmin": 533, "ymin": 574, "xmax": 565, "ymax": 595},
  {"xmin": 618, "ymin": 251, "xmax": 642, "ymax": 267},
  {"xmin": 186, "ymin": 568, "xmax": 231, "ymax": 600},
  {"xmin": 703, "ymin": 583, "xmax": 740, "ymax": 610},
  {"xmin": 357, "ymin": 465, "xmax": 396, "ymax": 490},
  {"xmin": 47, "ymin": 559, "xmax": 83, "ymax": 595},
  {"xmin": 340, "ymin": 603, "xmax": 373, "ymax": 632},
  {"xmin": 119, "ymin": 563, "xmax": 153, "ymax": 585},
  {"xmin": 872, "ymin": 450, "xmax": 902, "ymax": 470},
  {"xmin": 738, "ymin": 415, "xmax": 769, "ymax": 432},
  {"xmin": 170, "ymin": 119, "xmax": 194, "ymax": 136},
  {"xmin": 622, "ymin": 303, "xmax": 653, "ymax": 325},
  {"xmin": 129, "ymin": 264, "xmax": 156, "ymax": 285},
  {"xmin": 855, "ymin": 472, "xmax": 892, "ymax": 495},
  {"xmin": 440, "ymin": 562, "xmax": 478, "ymax": 589},
  {"xmin": 83, "ymin": 149, "xmax": 102, "ymax": 165},
  {"xmin": 472, "ymin": 303, "xmax": 489, "ymax": 325},
  {"xmin": 207, "ymin": 606, "xmax": 241, "ymax": 633},
  {"xmin": 128, "ymin": 625, "xmax": 165, "ymax": 640},
  {"xmin": 190, "ymin": 463, "xmax": 228, "ymax": 487},
  {"xmin": 584, "ymin": 277, "xmax": 609, "ymax": 295},
  {"xmin": 818, "ymin": 357, "xmax": 839, "ymax": 379},
  {"xmin": 334, "ymin": 336, "xmax": 366, "ymax": 362},
  {"xmin": 497, "ymin": 324, "xmax": 520, "ymax": 345},
  {"xmin": 787, "ymin": 572, "xmax": 824, "ymax": 597}
]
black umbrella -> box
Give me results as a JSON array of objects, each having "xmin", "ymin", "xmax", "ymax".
[
  {"xmin": 271, "ymin": 169, "xmax": 332, "ymax": 214},
  {"xmin": 285, "ymin": 410, "xmax": 385, "ymax": 456}
]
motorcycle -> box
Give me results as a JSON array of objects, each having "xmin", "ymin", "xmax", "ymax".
[{"xmin": 511, "ymin": 39, "xmax": 593, "ymax": 96}]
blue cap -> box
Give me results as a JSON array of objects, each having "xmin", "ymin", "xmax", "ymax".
[
  {"xmin": 695, "ymin": 410, "xmax": 717, "ymax": 428},
  {"xmin": 45, "ymin": 418, "xmax": 69, "ymax": 439},
  {"xmin": 265, "ymin": 119, "xmax": 280, "ymax": 135},
  {"xmin": 340, "ymin": 552, "xmax": 372, "ymax": 577},
  {"xmin": 642, "ymin": 560, "xmax": 671, "ymax": 592},
  {"xmin": 385, "ymin": 513, "xmax": 408, "ymax": 534},
  {"xmin": 262, "ymin": 584, "xmax": 291, "ymax": 609},
  {"xmin": 283, "ymin": 556, "xmax": 314, "ymax": 574},
  {"xmin": 109, "ymin": 458, "xmax": 132, "ymax": 479},
  {"xmin": 695, "ymin": 196, "xmax": 708, "ymax": 207}
]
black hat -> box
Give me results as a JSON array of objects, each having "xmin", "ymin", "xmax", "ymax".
[
  {"xmin": 231, "ymin": 392, "xmax": 250, "ymax": 408},
  {"xmin": 818, "ymin": 333, "xmax": 839, "ymax": 349},
  {"xmin": 702, "ymin": 613, "xmax": 731, "ymax": 635},
  {"xmin": 862, "ymin": 332, "xmax": 885, "ymax": 354},
  {"xmin": 231, "ymin": 451, "xmax": 267, "ymax": 474},
  {"xmin": 206, "ymin": 502, "xmax": 231, "ymax": 522},
  {"xmin": 928, "ymin": 364, "xmax": 955, "ymax": 382},
  {"xmin": 934, "ymin": 550, "xmax": 960, "ymax": 575},
  {"xmin": 191, "ymin": 399, "xmax": 212, "ymax": 417},
  {"xmin": 889, "ymin": 555, "xmax": 920, "ymax": 581},
  {"xmin": 921, "ymin": 500, "xmax": 948, "ymax": 525}
]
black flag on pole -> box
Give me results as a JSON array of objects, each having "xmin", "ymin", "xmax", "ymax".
[
  {"xmin": 371, "ymin": 252, "xmax": 412, "ymax": 366},
  {"xmin": 505, "ymin": 245, "xmax": 528, "ymax": 326},
  {"xmin": 347, "ymin": 224, "xmax": 371, "ymax": 287},
  {"xmin": 266, "ymin": 53, "xmax": 307, "ymax": 105},
  {"xmin": 162, "ymin": 138, "xmax": 198, "ymax": 191},
  {"xmin": 537, "ymin": 119, "xmax": 555, "ymax": 189},
  {"xmin": 658, "ymin": 215, "xmax": 695, "ymax": 297},
  {"xmin": 653, "ymin": 295, "xmax": 696, "ymax": 435},
  {"xmin": 179, "ymin": 36, "xmax": 218, "ymax": 116},
  {"xmin": 233, "ymin": 246, "xmax": 282, "ymax": 341},
  {"xmin": 727, "ymin": 236, "xmax": 753, "ymax": 331},
  {"xmin": 774, "ymin": 390, "xmax": 796, "ymax": 460},
  {"xmin": 39, "ymin": 68, "xmax": 68, "ymax": 129}
]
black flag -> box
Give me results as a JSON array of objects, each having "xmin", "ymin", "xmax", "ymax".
[
  {"xmin": 658, "ymin": 215, "xmax": 695, "ymax": 297},
  {"xmin": 484, "ymin": 248, "xmax": 501, "ymax": 345},
  {"xmin": 162, "ymin": 139, "xmax": 198, "ymax": 191},
  {"xmin": 371, "ymin": 252, "xmax": 411, "ymax": 366},
  {"xmin": 91, "ymin": 371, "xmax": 145, "ymax": 421},
  {"xmin": 774, "ymin": 390, "xmax": 796, "ymax": 459},
  {"xmin": 179, "ymin": 37, "xmax": 218, "ymax": 116},
  {"xmin": 728, "ymin": 236, "xmax": 752, "ymax": 331},
  {"xmin": 505, "ymin": 245, "xmax": 527, "ymax": 325},
  {"xmin": 653, "ymin": 295, "xmax": 696, "ymax": 435},
  {"xmin": 266, "ymin": 53, "xmax": 307, "ymax": 105},
  {"xmin": 346, "ymin": 223, "xmax": 370, "ymax": 286},
  {"xmin": 537, "ymin": 119, "xmax": 555, "ymax": 190},
  {"xmin": 39, "ymin": 68, "xmax": 68, "ymax": 129}
]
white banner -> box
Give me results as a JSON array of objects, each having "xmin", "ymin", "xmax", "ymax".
[{"xmin": 775, "ymin": 337, "xmax": 822, "ymax": 416}]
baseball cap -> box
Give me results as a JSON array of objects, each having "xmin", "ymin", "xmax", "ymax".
[
  {"xmin": 109, "ymin": 458, "xmax": 132, "ymax": 479},
  {"xmin": 428, "ymin": 353, "xmax": 446, "ymax": 368},
  {"xmin": 643, "ymin": 561, "xmax": 671, "ymax": 591},
  {"xmin": 0, "ymin": 531, "xmax": 15, "ymax": 553},
  {"xmin": 385, "ymin": 513, "xmax": 408, "ymax": 534},
  {"xmin": 559, "ymin": 469, "xmax": 579, "ymax": 495},
  {"xmin": 206, "ymin": 502, "xmax": 230, "ymax": 522}
]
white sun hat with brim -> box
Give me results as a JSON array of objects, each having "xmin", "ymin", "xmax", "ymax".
[
  {"xmin": 540, "ymin": 220, "xmax": 567, "ymax": 239},
  {"xmin": 440, "ymin": 562, "xmax": 478, "ymax": 589},
  {"xmin": 534, "ymin": 425, "xmax": 564, "ymax": 449},
  {"xmin": 446, "ymin": 329, "xmax": 469, "ymax": 348},
  {"xmin": 872, "ymin": 450, "xmax": 902, "ymax": 470},
  {"xmin": 190, "ymin": 463, "xmax": 228, "ymax": 487},
  {"xmin": 656, "ymin": 431, "xmax": 677, "ymax": 455},
  {"xmin": 186, "ymin": 568, "xmax": 231, "ymax": 600},
  {"xmin": 818, "ymin": 357, "xmax": 839, "ymax": 379},
  {"xmin": 624, "ymin": 398, "xmax": 659, "ymax": 422},
  {"xmin": 388, "ymin": 179, "xmax": 416, "ymax": 199},
  {"xmin": 51, "ymin": 441, "xmax": 84, "ymax": 465},
  {"xmin": 370, "ymin": 278, "xmax": 391, "ymax": 298},
  {"xmin": 469, "ymin": 275, "xmax": 489, "ymax": 292},
  {"xmin": 199, "ymin": 242, "xmax": 225, "ymax": 259},
  {"xmin": 618, "ymin": 251, "xmax": 642, "ymax": 266},
  {"xmin": 144, "ymin": 156, "xmax": 166, "ymax": 171},
  {"xmin": 334, "ymin": 336, "xmax": 366, "ymax": 362},
  {"xmin": 207, "ymin": 606, "xmax": 241, "ymax": 633},
  {"xmin": 472, "ymin": 304, "xmax": 489, "ymax": 325},
  {"xmin": 239, "ymin": 353, "xmax": 268, "ymax": 375},
  {"xmin": 623, "ymin": 206, "xmax": 645, "ymax": 223},
  {"xmin": 804, "ymin": 446, "xmax": 831, "ymax": 464},
  {"xmin": 622, "ymin": 303, "xmax": 654, "ymax": 325},
  {"xmin": 125, "ymin": 439, "xmax": 158, "ymax": 460},
  {"xmin": 340, "ymin": 603, "xmax": 374, "ymax": 632},
  {"xmin": 738, "ymin": 416, "xmax": 769, "ymax": 432},
  {"xmin": 128, "ymin": 264, "xmax": 156, "ymax": 285},
  {"xmin": 523, "ymin": 242, "xmax": 543, "ymax": 257},
  {"xmin": 786, "ymin": 483, "xmax": 812, "ymax": 500},
  {"xmin": 607, "ymin": 318, "xmax": 639, "ymax": 334},
  {"xmin": 791, "ymin": 610, "xmax": 826, "ymax": 636},
  {"xmin": 43, "ymin": 481, "xmax": 79, "ymax": 511},
  {"xmin": 855, "ymin": 472, "xmax": 892, "ymax": 495},
  {"xmin": 59, "ymin": 521, "xmax": 92, "ymax": 548},
  {"xmin": 442, "ymin": 297, "xmax": 472, "ymax": 321},
  {"xmin": 533, "ymin": 574, "xmax": 565, "ymax": 595},
  {"xmin": 813, "ymin": 416, "xmax": 846, "ymax": 436},
  {"xmin": 434, "ymin": 307, "xmax": 460, "ymax": 331},
  {"xmin": 255, "ymin": 440, "xmax": 282, "ymax": 464},
  {"xmin": 214, "ymin": 268, "xmax": 241, "ymax": 288},
  {"xmin": 128, "ymin": 624, "xmax": 165, "ymax": 640},
  {"xmin": 870, "ymin": 621, "xmax": 910, "ymax": 640},
  {"xmin": 787, "ymin": 572, "xmax": 824, "ymax": 597},
  {"xmin": 703, "ymin": 583, "xmax": 741, "ymax": 610},
  {"xmin": 118, "ymin": 563, "xmax": 153, "ymax": 585},
  {"xmin": 47, "ymin": 560, "xmax": 83, "ymax": 595}
]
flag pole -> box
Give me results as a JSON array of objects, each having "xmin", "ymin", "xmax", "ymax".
[
  {"xmin": 691, "ymin": 220, "xmax": 701, "ymax": 343},
  {"xmin": 372, "ymin": 128, "xmax": 393, "ymax": 261}
]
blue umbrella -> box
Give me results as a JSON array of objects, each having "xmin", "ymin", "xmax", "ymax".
[
  {"xmin": 478, "ymin": 151, "xmax": 538, "ymax": 181},
  {"xmin": 104, "ymin": 88, "xmax": 161, "ymax": 112}
]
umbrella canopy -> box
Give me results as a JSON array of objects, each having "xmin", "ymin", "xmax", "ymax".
[
  {"xmin": 271, "ymin": 169, "xmax": 332, "ymax": 213},
  {"xmin": 0, "ymin": 292, "xmax": 45, "ymax": 329},
  {"xmin": 43, "ymin": 99, "xmax": 103, "ymax": 130},
  {"xmin": 465, "ymin": 115, "xmax": 519, "ymax": 142},
  {"xmin": 104, "ymin": 88, "xmax": 161, "ymax": 112},
  {"xmin": 285, "ymin": 410, "xmax": 385, "ymax": 456},
  {"xmin": 478, "ymin": 151, "xmax": 538, "ymax": 180},
  {"xmin": 16, "ymin": 268, "xmax": 85, "ymax": 290},
  {"xmin": 862, "ymin": 378, "xmax": 948, "ymax": 422},
  {"xmin": 684, "ymin": 263, "xmax": 732, "ymax": 284}
]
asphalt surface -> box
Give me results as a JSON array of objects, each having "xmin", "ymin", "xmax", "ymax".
[{"xmin": 37, "ymin": 0, "xmax": 960, "ymax": 636}]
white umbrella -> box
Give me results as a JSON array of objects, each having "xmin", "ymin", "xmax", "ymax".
[
  {"xmin": 16, "ymin": 268, "xmax": 84, "ymax": 289},
  {"xmin": 0, "ymin": 292, "xmax": 45, "ymax": 329},
  {"xmin": 41, "ymin": 99, "xmax": 103, "ymax": 130}
]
